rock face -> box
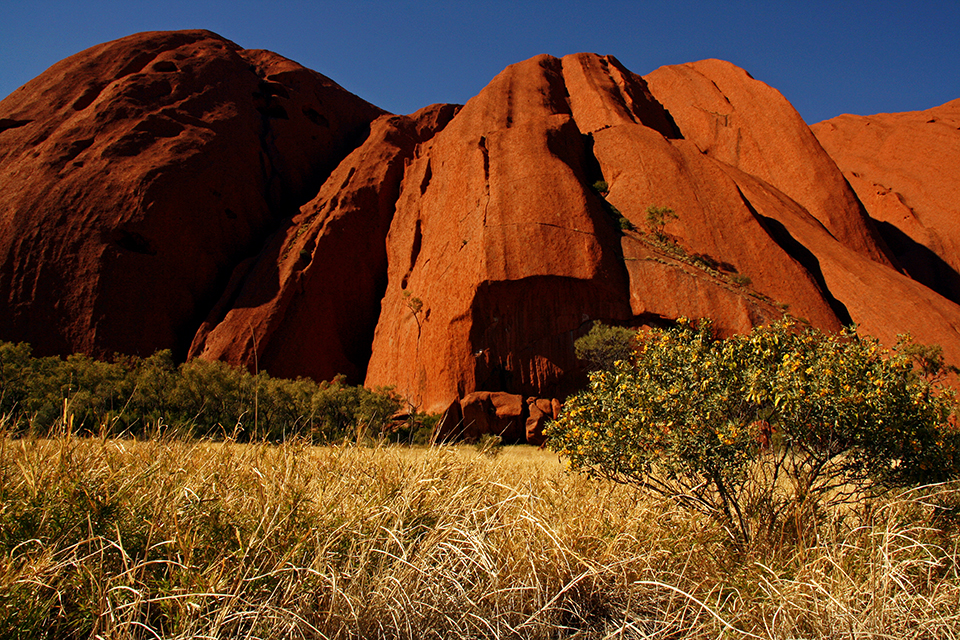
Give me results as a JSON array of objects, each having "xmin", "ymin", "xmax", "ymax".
[
  {"xmin": 360, "ymin": 53, "xmax": 960, "ymax": 415},
  {"xmin": 188, "ymin": 104, "xmax": 460, "ymax": 382},
  {"xmin": 643, "ymin": 59, "xmax": 893, "ymax": 266},
  {"xmin": 811, "ymin": 99, "xmax": 960, "ymax": 305},
  {"xmin": 0, "ymin": 30, "xmax": 383, "ymax": 358},
  {"xmin": 432, "ymin": 392, "xmax": 559, "ymax": 445},
  {"xmin": 3, "ymin": 32, "xmax": 960, "ymax": 441},
  {"xmin": 364, "ymin": 55, "xmax": 639, "ymax": 411}
]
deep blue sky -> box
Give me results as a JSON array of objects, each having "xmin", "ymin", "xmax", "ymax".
[{"xmin": 2, "ymin": 0, "xmax": 957, "ymax": 124}]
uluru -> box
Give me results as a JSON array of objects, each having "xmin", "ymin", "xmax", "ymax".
[{"xmin": 2, "ymin": 30, "xmax": 960, "ymax": 441}]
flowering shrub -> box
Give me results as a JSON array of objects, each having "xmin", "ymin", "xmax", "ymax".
[{"xmin": 546, "ymin": 318, "xmax": 960, "ymax": 546}]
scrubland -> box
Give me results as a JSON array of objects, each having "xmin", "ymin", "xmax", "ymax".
[{"xmin": 1, "ymin": 434, "xmax": 958, "ymax": 639}]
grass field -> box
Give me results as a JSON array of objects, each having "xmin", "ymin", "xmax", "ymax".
[{"xmin": 1, "ymin": 435, "xmax": 958, "ymax": 639}]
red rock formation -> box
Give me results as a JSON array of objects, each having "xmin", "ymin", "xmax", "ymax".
[
  {"xmin": 189, "ymin": 104, "xmax": 460, "ymax": 382},
  {"xmin": 363, "ymin": 53, "xmax": 960, "ymax": 413},
  {"xmin": 364, "ymin": 55, "xmax": 638, "ymax": 412},
  {"xmin": 643, "ymin": 59, "xmax": 893, "ymax": 266},
  {"xmin": 812, "ymin": 99, "xmax": 960, "ymax": 304},
  {"xmin": 592, "ymin": 61, "xmax": 960, "ymax": 379},
  {"xmin": 432, "ymin": 392, "xmax": 558, "ymax": 445},
  {"xmin": 0, "ymin": 30, "xmax": 383, "ymax": 358},
  {"xmin": 3, "ymin": 34, "xmax": 960, "ymax": 426},
  {"xmin": 458, "ymin": 391, "xmax": 526, "ymax": 443},
  {"xmin": 525, "ymin": 397, "xmax": 556, "ymax": 446}
]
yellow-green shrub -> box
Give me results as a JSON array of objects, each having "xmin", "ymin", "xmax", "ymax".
[
  {"xmin": 0, "ymin": 342, "xmax": 402, "ymax": 442},
  {"xmin": 546, "ymin": 318, "xmax": 960, "ymax": 547}
]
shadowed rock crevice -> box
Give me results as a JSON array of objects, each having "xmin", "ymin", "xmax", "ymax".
[
  {"xmin": 401, "ymin": 219, "xmax": 423, "ymax": 290},
  {"xmin": 419, "ymin": 160, "xmax": 432, "ymax": 195},
  {"xmin": 478, "ymin": 136, "xmax": 490, "ymax": 182},
  {"xmin": 111, "ymin": 229, "xmax": 158, "ymax": 256},
  {"xmin": 115, "ymin": 51, "xmax": 158, "ymax": 80},
  {"xmin": 50, "ymin": 138, "xmax": 96, "ymax": 168},
  {"xmin": 579, "ymin": 133, "xmax": 605, "ymax": 186},
  {"xmin": 0, "ymin": 118, "xmax": 31, "ymax": 132},
  {"xmin": 740, "ymin": 189, "xmax": 853, "ymax": 326},
  {"xmin": 301, "ymin": 105, "xmax": 329, "ymax": 127},
  {"xmin": 875, "ymin": 220, "xmax": 960, "ymax": 305},
  {"xmin": 71, "ymin": 85, "xmax": 104, "ymax": 111}
]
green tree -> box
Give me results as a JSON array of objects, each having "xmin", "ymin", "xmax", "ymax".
[
  {"xmin": 0, "ymin": 341, "xmax": 33, "ymax": 420},
  {"xmin": 645, "ymin": 204, "xmax": 677, "ymax": 239},
  {"xmin": 546, "ymin": 318, "xmax": 960, "ymax": 547},
  {"xmin": 309, "ymin": 375, "xmax": 401, "ymax": 443},
  {"xmin": 574, "ymin": 322, "xmax": 636, "ymax": 371},
  {"xmin": 0, "ymin": 340, "xmax": 403, "ymax": 443}
]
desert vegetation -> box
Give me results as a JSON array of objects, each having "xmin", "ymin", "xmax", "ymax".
[
  {"xmin": 2, "ymin": 322, "xmax": 960, "ymax": 638},
  {"xmin": 552, "ymin": 318, "xmax": 960, "ymax": 548},
  {"xmin": 0, "ymin": 342, "xmax": 413, "ymax": 443},
  {"xmin": 1, "ymin": 436, "xmax": 958, "ymax": 639},
  {"xmin": 573, "ymin": 321, "xmax": 637, "ymax": 372},
  {"xmin": 644, "ymin": 204, "xmax": 678, "ymax": 240}
]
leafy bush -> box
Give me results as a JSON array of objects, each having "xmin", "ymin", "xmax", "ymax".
[
  {"xmin": 309, "ymin": 374, "xmax": 402, "ymax": 443},
  {"xmin": 574, "ymin": 321, "xmax": 636, "ymax": 371},
  {"xmin": 2, "ymin": 348, "xmax": 135, "ymax": 432},
  {"xmin": 645, "ymin": 204, "xmax": 677, "ymax": 238},
  {"xmin": 473, "ymin": 433, "xmax": 504, "ymax": 457},
  {"xmin": 547, "ymin": 318, "xmax": 960, "ymax": 547},
  {"xmin": 0, "ymin": 342, "xmax": 401, "ymax": 443},
  {"xmin": 730, "ymin": 273, "xmax": 752, "ymax": 287}
]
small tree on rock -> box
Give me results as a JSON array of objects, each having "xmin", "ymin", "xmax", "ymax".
[{"xmin": 645, "ymin": 204, "xmax": 678, "ymax": 239}]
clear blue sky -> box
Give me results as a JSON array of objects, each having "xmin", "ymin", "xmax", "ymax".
[{"xmin": 2, "ymin": 0, "xmax": 958, "ymax": 124}]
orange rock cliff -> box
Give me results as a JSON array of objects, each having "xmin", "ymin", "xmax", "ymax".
[{"xmin": 2, "ymin": 31, "xmax": 958, "ymax": 440}]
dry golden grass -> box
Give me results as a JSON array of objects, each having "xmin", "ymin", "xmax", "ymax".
[{"xmin": 1, "ymin": 435, "xmax": 958, "ymax": 639}]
